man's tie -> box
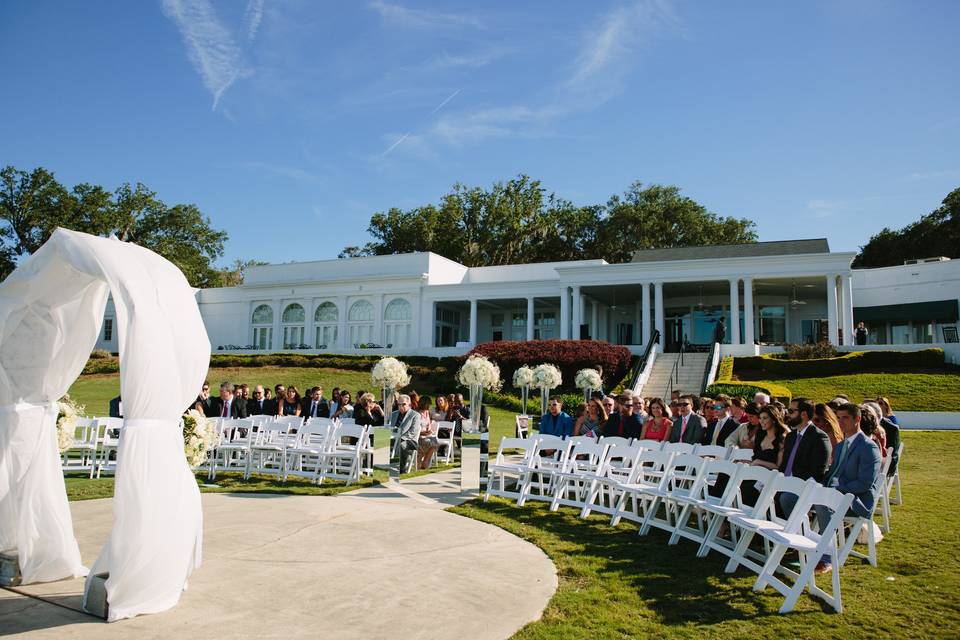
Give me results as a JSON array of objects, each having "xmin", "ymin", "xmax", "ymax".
[
  {"xmin": 825, "ymin": 440, "xmax": 848, "ymax": 485},
  {"xmin": 680, "ymin": 415, "xmax": 689, "ymax": 441},
  {"xmin": 311, "ymin": 401, "xmax": 317, "ymax": 417},
  {"xmin": 221, "ymin": 401, "xmax": 228, "ymax": 418},
  {"xmin": 783, "ymin": 433, "xmax": 801, "ymax": 477}
]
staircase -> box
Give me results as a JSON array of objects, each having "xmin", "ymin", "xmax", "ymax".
[{"xmin": 640, "ymin": 352, "xmax": 709, "ymax": 399}]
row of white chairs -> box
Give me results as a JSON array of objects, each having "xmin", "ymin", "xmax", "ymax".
[
  {"xmin": 487, "ymin": 434, "xmax": 899, "ymax": 614},
  {"xmin": 62, "ymin": 417, "xmax": 123, "ymax": 478}
]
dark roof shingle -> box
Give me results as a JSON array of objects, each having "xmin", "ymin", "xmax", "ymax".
[{"xmin": 630, "ymin": 238, "xmax": 830, "ymax": 263}]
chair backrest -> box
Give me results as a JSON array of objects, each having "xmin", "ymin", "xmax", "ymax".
[
  {"xmin": 805, "ymin": 484, "xmax": 855, "ymax": 541},
  {"xmin": 631, "ymin": 448, "xmax": 675, "ymax": 485},
  {"xmin": 515, "ymin": 415, "xmax": 530, "ymax": 437},
  {"xmin": 220, "ymin": 417, "xmax": 253, "ymax": 443},
  {"xmin": 664, "ymin": 453, "xmax": 707, "ymax": 493},
  {"xmin": 663, "ymin": 442, "xmax": 695, "ymax": 455},
  {"xmin": 337, "ymin": 417, "xmax": 357, "ymax": 427},
  {"xmin": 698, "ymin": 458, "xmax": 743, "ymax": 503},
  {"xmin": 97, "ymin": 416, "xmax": 123, "ymax": 435},
  {"xmin": 755, "ymin": 475, "xmax": 818, "ymax": 530},
  {"xmin": 495, "ymin": 437, "xmax": 538, "ymax": 465},
  {"xmin": 598, "ymin": 436, "xmax": 631, "ymax": 449},
  {"xmin": 872, "ymin": 452, "xmax": 893, "ymax": 502},
  {"xmin": 562, "ymin": 441, "xmax": 609, "ymax": 474},
  {"xmin": 276, "ymin": 415, "xmax": 304, "ymax": 426},
  {"xmin": 634, "ymin": 439, "xmax": 664, "ymax": 451},
  {"xmin": 333, "ymin": 423, "xmax": 368, "ymax": 446},
  {"xmin": 728, "ymin": 447, "xmax": 754, "ymax": 462},
  {"xmin": 297, "ymin": 420, "xmax": 337, "ymax": 449},
  {"xmin": 695, "ymin": 444, "xmax": 728, "ymax": 459},
  {"xmin": 306, "ymin": 417, "xmax": 336, "ymax": 428},
  {"xmin": 533, "ymin": 435, "xmax": 570, "ymax": 467},
  {"xmin": 566, "ymin": 435, "xmax": 597, "ymax": 446},
  {"xmin": 250, "ymin": 414, "xmax": 274, "ymax": 427}
]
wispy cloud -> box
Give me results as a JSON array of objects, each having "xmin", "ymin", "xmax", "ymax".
[
  {"xmin": 370, "ymin": 0, "xmax": 482, "ymax": 29},
  {"xmin": 238, "ymin": 161, "xmax": 324, "ymax": 184},
  {"xmin": 807, "ymin": 199, "xmax": 840, "ymax": 218},
  {"xmin": 904, "ymin": 168, "xmax": 960, "ymax": 181},
  {"xmin": 161, "ymin": 0, "xmax": 265, "ymax": 110},
  {"xmin": 424, "ymin": 48, "xmax": 509, "ymax": 70},
  {"xmin": 428, "ymin": 88, "xmax": 461, "ymax": 115}
]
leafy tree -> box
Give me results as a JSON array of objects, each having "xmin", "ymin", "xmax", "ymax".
[
  {"xmin": 214, "ymin": 258, "xmax": 270, "ymax": 287},
  {"xmin": 854, "ymin": 187, "xmax": 960, "ymax": 267},
  {"xmin": 341, "ymin": 175, "xmax": 756, "ymax": 265},
  {"xmin": 0, "ymin": 165, "xmax": 228, "ymax": 286}
]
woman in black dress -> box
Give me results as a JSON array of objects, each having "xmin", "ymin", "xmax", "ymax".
[{"xmin": 739, "ymin": 405, "xmax": 789, "ymax": 506}]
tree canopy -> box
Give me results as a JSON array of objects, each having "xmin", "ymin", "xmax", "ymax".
[
  {"xmin": 339, "ymin": 175, "xmax": 757, "ymax": 265},
  {"xmin": 853, "ymin": 187, "xmax": 960, "ymax": 267},
  {"xmin": 0, "ymin": 165, "xmax": 228, "ymax": 286}
]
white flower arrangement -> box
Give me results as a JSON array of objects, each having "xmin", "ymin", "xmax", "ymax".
[
  {"xmin": 512, "ymin": 365, "xmax": 534, "ymax": 388},
  {"xmin": 371, "ymin": 356, "xmax": 411, "ymax": 390},
  {"xmin": 56, "ymin": 395, "xmax": 84, "ymax": 454},
  {"xmin": 183, "ymin": 409, "xmax": 217, "ymax": 468},
  {"xmin": 457, "ymin": 354, "xmax": 503, "ymax": 392},
  {"xmin": 575, "ymin": 368, "xmax": 603, "ymax": 391},
  {"xmin": 532, "ymin": 363, "xmax": 562, "ymax": 390}
]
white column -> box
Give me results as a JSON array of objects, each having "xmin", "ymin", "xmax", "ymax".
[
  {"xmin": 742, "ymin": 278, "xmax": 754, "ymax": 347},
  {"xmin": 559, "ymin": 288, "xmax": 570, "ymax": 339},
  {"xmin": 842, "ymin": 274, "xmax": 855, "ymax": 346},
  {"xmin": 373, "ymin": 294, "xmax": 384, "ymax": 344},
  {"xmin": 729, "ymin": 279, "xmax": 741, "ymax": 345},
  {"xmin": 571, "ymin": 286, "xmax": 582, "ymax": 340},
  {"xmin": 526, "ymin": 296, "xmax": 535, "ymax": 341},
  {"xmin": 634, "ymin": 301, "xmax": 641, "ymax": 345},
  {"xmin": 654, "ymin": 282, "xmax": 665, "ymax": 346},
  {"xmin": 579, "ymin": 293, "xmax": 587, "ymax": 339},
  {"xmin": 590, "ymin": 305, "xmax": 596, "ymax": 341},
  {"xmin": 826, "ymin": 275, "xmax": 839, "ymax": 346},
  {"xmin": 272, "ymin": 300, "xmax": 282, "ymax": 350},
  {"xmin": 469, "ymin": 298, "xmax": 478, "ymax": 346},
  {"xmin": 641, "ymin": 283, "xmax": 651, "ymax": 345},
  {"xmin": 307, "ymin": 300, "xmax": 316, "ymax": 348}
]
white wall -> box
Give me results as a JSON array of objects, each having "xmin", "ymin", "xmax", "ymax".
[{"xmin": 853, "ymin": 260, "xmax": 960, "ymax": 307}]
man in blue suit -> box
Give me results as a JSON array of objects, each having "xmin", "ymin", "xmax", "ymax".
[
  {"xmin": 538, "ymin": 397, "xmax": 575, "ymax": 438},
  {"xmin": 813, "ymin": 402, "xmax": 882, "ymax": 574}
]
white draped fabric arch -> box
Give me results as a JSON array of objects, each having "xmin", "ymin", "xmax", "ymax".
[{"xmin": 0, "ymin": 228, "xmax": 209, "ymax": 621}]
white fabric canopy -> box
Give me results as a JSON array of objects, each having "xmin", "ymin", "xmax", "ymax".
[{"xmin": 0, "ymin": 228, "xmax": 210, "ymax": 621}]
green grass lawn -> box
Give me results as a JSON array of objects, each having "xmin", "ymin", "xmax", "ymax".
[
  {"xmin": 451, "ymin": 430, "xmax": 960, "ymax": 639},
  {"xmin": 736, "ymin": 372, "xmax": 960, "ymax": 411}
]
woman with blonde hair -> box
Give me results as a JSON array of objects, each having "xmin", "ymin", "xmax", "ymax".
[
  {"xmin": 417, "ymin": 395, "xmax": 440, "ymax": 469},
  {"xmin": 574, "ymin": 398, "xmax": 607, "ymax": 437},
  {"xmin": 813, "ymin": 403, "xmax": 844, "ymax": 454}
]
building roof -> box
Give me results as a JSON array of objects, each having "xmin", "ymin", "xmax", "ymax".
[{"xmin": 630, "ymin": 238, "xmax": 830, "ymax": 263}]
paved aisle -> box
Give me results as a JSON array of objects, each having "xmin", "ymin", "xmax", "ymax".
[{"xmin": 0, "ymin": 476, "xmax": 556, "ymax": 640}]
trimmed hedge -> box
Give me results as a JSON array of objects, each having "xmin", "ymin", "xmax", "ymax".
[
  {"xmin": 717, "ymin": 356, "xmax": 735, "ymax": 382},
  {"xmin": 468, "ymin": 340, "xmax": 632, "ymax": 393},
  {"xmin": 705, "ymin": 381, "xmax": 793, "ymax": 402},
  {"xmin": 733, "ymin": 349, "xmax": 946, "ymax": 379}
]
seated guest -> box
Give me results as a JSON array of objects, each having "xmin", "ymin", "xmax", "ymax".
[
  {"xmin": 725, "ymin": 402, "xmax": 762, "ymax": 449},
  {"xmin": 354, "ymin": 393, "xmax": 385, "ymax": 426},
  {"xmin": 431, "ymin": 395, "xmax": 449, "ymax": 423},
  {"xmin": 753, "ymin": 392, "xmax": 770, "ymax": 407},
  {"xmin": 270, "ymin": 384, "xmax": 286, "ymax": 416},
  {"xmin": 700, "ymin": 397, "xmax": 717, "ymax": 439},
  {"xmin": 196, "ymin": 381, "xmax": 215, "ymax": 417},
  {"xmin": 670, "ymin": 390, "xmax": 682, "ymax": 405},
  {"xmin": 455, "ymin": 393, "xmax": 489, "ymax": 434},
  {"xmin": 703, "ymin": 397, "xmax": 739, "ymax": 446},
  {"xmin": 110, "ymin": 394, "xmax": 123, "ymax": 418},
  {"xmin": 641, "ymin": 397, "xmax": 672, "ymax": 442},
  {"xmin": 279, "ymin": 386, "xmax": 302, "ymax": 417},
  {"xmin": 730, "ymin": 396, "xmax": 748, "ymax": 423},
  {"xmin": 812, "ymin": 402, "xmax": 883, "ymax": 574},
  {"xmin": 237, "ymin": 384, "xmax": 249, "ymax": 403},
  {"xmin": 633, "ymin": 396, "xmax": 649, "ymax": 423},
  {"xmin": 390, "ymin": 394, "xmax": 421, "ymax": 473},
  {"xmin": 333, "ymin": 391, "xmax": 354, "ymax": 419},
  {"xmin": 603, "ymin": 394, "xmax": 644, "ymax": 439},
  {"xmin": 211, "ymin": 381, "xmax": 248, "ymax": 419},
  {"xmin": 813, "ymin": 403, "xmax": 844, "ymax": 457},
  {"xmin": 301, "ymin": 387, "xmax": 329, "ymax": 419},
  {"xmin": 408, "ymin": 391, "xmax": 421, "ymax": 416},
  {"xmin": 416, "ymin": 396, "xmax": 440, "ymax": 469},
  {"xmin": 859, "ymin": 403, "xmax": 887, "ymax": 459},
  {"xmin": 539, "ymin": 397, "xmax": 575, "ymax": 438},
  {"xmin": 778, "ymin": 397, "xmax": 832, "ymax": 515},
  {"xmin": 574, "ymin": 398, "xmax": 607, "ymax": 437},
  {"xmin": 600, "ymin": 395, "xmax": 616, "ymax": 420},
  {"xmin": 247, "ymin": 385, "xmax": 269, "ymax": 415},
  {"xmin": 739, "ymin": 405, "xmax": 790, "ymax": 505},
  {"xmin": 876, "ymin": 396, "xmax": 899, "ymax": 425},
  {"xmin": 872, "ymin": 398, "xmax": 901, "ymax": 476},
  {"xmin": 670, "ymin": 394, "xmax": 706, "ymax": 444}
]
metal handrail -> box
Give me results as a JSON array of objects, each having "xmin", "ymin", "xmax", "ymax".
[
  {"xmin": 664, "ymin": 335, "xmax": 686, "ymax": 399},
  {"xmin": 628, "ymin": 329, "xmax": 661, "ymax": 390},
  {"xmin": 701, "ymin": 341, "xmax": 720, "ymax": 393}
]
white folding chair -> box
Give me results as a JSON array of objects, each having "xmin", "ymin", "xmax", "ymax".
[
  {"xmin": 697, "ymin": 465, "xmax": 778, "ymax": 560},
  {"xmin": 485, "ymin": 437, "xmax": 539, "ymax": 502},
  {"xmin": 609, "ymin": 449, "xmax": 676, "ymax": 526},
  {"xmin": 639, "ymin": 453, "xmax": 708, "ymax": 536},
  {"xmin": 550, "ymin": 440, "xmax": 610, "ymax": 512},
  {"xmin": 886, "ymin": 441, "xmax": 904, "ymax": 506},
  {"xmin": 665, "ymin": 458, "xmax": 739, "ymax": 547},
  {"xmin": 284, "ymin": 421, "xmax": 337, "ymax": 481},
  {"xmin": 62, "ymin": 417, "xmax": 100, "ymax": 473},
  {"xmin": 434, "ymin": 420, "xmax": 457, "ymax": 464},
  {"xmin": 92, "ymin": 417, "xmax": 123, "ymax": 478},
  {"xmin": 724, "ymin": 475, "xmax": 817, "ymax": 576},
  {"xmin": 634, "ymin": 439, "xmax": 664, "ymax": 451},
  {"xmin": 837, "ymin": 452, "xmax": 891, "ymax": 567},
  {"xmin": 515, "ymin": 415, "xmax": 530, "ymax": 438},
  {"xmin": 752, "ymin": 485, "xmax": 855, "ymax": 613},
  {"xmin": 579, "ymin": 442, "xmax": 646, "ymax": 519},
  {"xmin": 877, "ymin": 446, "xmax": 895, "ymax": 533},
  {"xmin": 314, "ymin": 423, "xmax": 369, "ymax": 486},
  {"xmin": 245, "ymin": 422, "xmax": 291, "ymax": 478},
  {"xmin": 566, "ymin": 435, "xmax": 598, "ymax": 446},
  {"xmin": 516, "ymin": 435, "xmax": 570, "ymax": 506},
  {"xmin": 728, "ymin": 447, "xmax": 754, "ymax": 463},
  {"xmin": 695, "ymin": 444, "xmax": 728, "ymax": 459},
  {"xmin": 662, "ymin": 442, "xmax": 696, "ymax": 455}
]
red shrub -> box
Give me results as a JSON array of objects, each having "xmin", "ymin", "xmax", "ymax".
[{"xmin": 467, "ymin": 340, "xmax": 632, "ymax": 392}]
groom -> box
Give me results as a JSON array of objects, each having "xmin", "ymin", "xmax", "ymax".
[{"xmin": 390, "ymin": 394, "xmax": 421, "ymax": 473}]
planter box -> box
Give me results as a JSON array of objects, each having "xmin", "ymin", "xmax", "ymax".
[{"xmin": 0, "ymin": 551, "xmax": 21, "ymax": 587}]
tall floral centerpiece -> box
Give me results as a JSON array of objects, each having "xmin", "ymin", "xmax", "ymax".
[
  {"xmin": 457, "ymin": 354, "xmax": 502, "ymax": 432},
  {"xmin": 512, "ymin": 365, "xmax": 534, "ymax": 416},
  {"xmin": 56, "ymin": 395, "xmax": 85, "ymax": 454},
  {"xmin": 372, "ymin": 356, "xmax": 411, "ymax": 435},
  {"xmin": 575, "ymin": 368, "xmax": 603, "ymax": 403},
  {"xmin": 532, "ymin": 363, "xmax": 562, "ymax": 416},
  {"xmin": 183, "ymin": 409, "xmax": 217, "ymax": 468}
]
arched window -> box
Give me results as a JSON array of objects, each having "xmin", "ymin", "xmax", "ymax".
[
  {"xmin": 383, "ymin": 298, "xmax": 412, "ymax": 348},
  {"xmin": 282, "ymin": 303, "xmax": 305, "ymax": 349},
  {"xmin": 314, "ymin": 301, "xmax": 338, "ymax": 348},
  {"xmin": 251, "ymin": 304, "xmax": 274, "ymax": 350},
  {"xmin": 348, "ymin": 300, "xmax": 375, "ymax": 346}
]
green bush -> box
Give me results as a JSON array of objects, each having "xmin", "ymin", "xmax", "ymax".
[
  {"xmin": 89, "ymin": 348, "xmax": 113, "ymax": 360},
  {"xmin": 705, "ymin": 381, "xmax": 792, "ymax": 402},
  {"xmin": 717, "ymin": 356, "xmax": 735, "ymax": 382},
  {"xmin": 733, "ymin": 349, "xmax": 946, "ymax": 378},
  {"xmin": 780, "ymin": 342, "xmax": 839, "ymax": 360}
]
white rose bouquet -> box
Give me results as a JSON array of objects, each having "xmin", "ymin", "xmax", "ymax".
[
  {"xmin": 575, "ymin": 368, "xmax": 603, "ymax": 403},
  {"xmin": 532, "ymin": 363, "xmax": 562, "ymax": 390},
  {"xmin": 457, "ymin": 354, "xmax": 503, "ymax": 392},
  {"xmin": 371, "ymin": 356, "xmax": 411, "ymax": 390},
  {"xmin": 183, "ymin": 409, "xmax": 217, "ymax": 468},
  {"xmin": 512, "ymin": 365, "xmax": 534, "ymax": 389},
  {"xmin": 56, "ymin": 395, "xmax": 85, "ymax": 454}
]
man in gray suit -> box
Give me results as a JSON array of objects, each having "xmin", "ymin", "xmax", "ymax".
[
  {"xmin": 390, "ymin": 394, "xmax": 421, "ymax": 473},
  {"xmin": 670, "ymin": 394, "xmax": 706, "ymax": 444}
]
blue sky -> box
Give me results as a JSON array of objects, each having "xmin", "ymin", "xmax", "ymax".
[{"xmin": 2, "ymin": 1, "xmax": 958, "ymax": 266}]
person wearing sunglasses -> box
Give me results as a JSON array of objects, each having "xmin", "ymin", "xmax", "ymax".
[
  {"xmin": 602, "ymin": 393, "xmax": 643, "ymax": 439},
  {"xmin": 669, "ymin": 394, "xmax": 706, "ymax": 444},
  {"xmin": 538, "ymin": 397, "xmax": 575, "ymax": 438}
]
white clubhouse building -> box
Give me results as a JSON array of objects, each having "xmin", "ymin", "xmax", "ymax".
[{"xmin": 97, "ymin": 239, "xmax": 960, "ymax": 359}]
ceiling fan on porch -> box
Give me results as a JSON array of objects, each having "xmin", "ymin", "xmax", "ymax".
[
  {"xmin": 695, "ymin": 285, "xmax": 715, "ymax": 315},
  {"xmin": 790, "ymin": 281, "xmax": 807, "ymax": 308}
]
